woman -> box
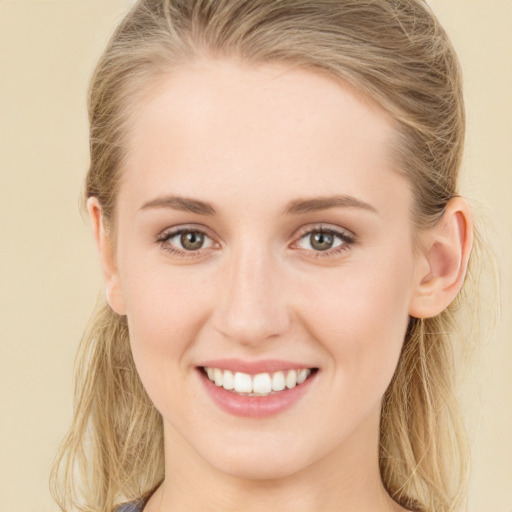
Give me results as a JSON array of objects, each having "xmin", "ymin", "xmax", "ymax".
[{"xmin": 51, "ymin": 1, "xmax": 478, "ymax": 511}]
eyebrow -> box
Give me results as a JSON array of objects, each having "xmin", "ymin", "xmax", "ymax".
[
  {"xmin": 283, "ymin": 195, "xmax": 378, "ymax": 215},
  {"xmin": 139, "ymin": 194, "xmax": 378, "ymax": 216},
  {"xmin": 140, "ymin": 196, "xmax": 217, "ymax": 215}
]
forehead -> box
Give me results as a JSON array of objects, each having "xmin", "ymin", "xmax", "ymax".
[{"xmin": 120, "ymin": 59, "xmax": 409, "ymax": 218}]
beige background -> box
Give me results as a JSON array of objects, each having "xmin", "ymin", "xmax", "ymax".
[{"xmin": 0, "ymin": 1, "xmax": 510, "ymax": 511}]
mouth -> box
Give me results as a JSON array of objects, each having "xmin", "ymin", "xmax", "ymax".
[
  {"xmin": 196, "ymin": 358, "xmax": 319, "ymax": 417},
  {"xmin": 200, "ymin": 366, "xmax": 318, "ymax": 397}
]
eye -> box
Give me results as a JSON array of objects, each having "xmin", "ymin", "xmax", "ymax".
[
  {"xmin": 157, "ymin": 227, "xmax": 216, "ymax": 255},
  {"xmin": 294, "ymin": 227, "xmax": 355, "ymax": 256}
]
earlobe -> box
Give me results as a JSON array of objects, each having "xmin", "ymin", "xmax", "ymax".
[
  {"xmin": 409, "ymin": 197, "xmax": 473, "ymax": 319},
  {"xmin": 87, "ymin": 197, "xmax": 126, "ymax": 316}
]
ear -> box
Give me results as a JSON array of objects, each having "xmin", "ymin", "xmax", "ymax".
[
  {"xmin": 87, "ymin": 197, "xmax": 126, "ymax": 315},
  {"xmin": 409, "ymin": 197, "xmax": 473, "ymax": 319}
]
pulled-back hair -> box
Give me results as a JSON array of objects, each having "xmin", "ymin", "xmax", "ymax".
[{"xmin": 51, "ymin": 2, "xmax": 479, "ymax": 511}]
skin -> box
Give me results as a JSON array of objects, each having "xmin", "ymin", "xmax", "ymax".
[{"xmin": 89, "ymin": 59, "xmax": 472, "ymax": 512}]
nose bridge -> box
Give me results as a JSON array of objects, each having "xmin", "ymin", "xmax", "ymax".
[{"xmin": 215, "ymin": 239, "xmax": 289, "ymax": 345}]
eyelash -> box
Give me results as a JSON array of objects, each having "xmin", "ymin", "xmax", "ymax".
[
  {"xmin": 156, "ymin": 225, "xmax": 356, "ymax": 260},
  {"xmin": 293, "ymin": 226, "xmax": 355, "ymax": 259},
  {"xmin": 156, "ymin": 227, "xmax": 215, "ymax": 260}
]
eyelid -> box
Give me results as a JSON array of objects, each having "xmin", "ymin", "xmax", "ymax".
[
  {"xmin": 292, "ymin": 223, "xmax": 356, "ymax": 243},
  {"xmin": 156, "ymin": 224, "xmax": 220, "ymax": 257},
  {"xmin": 290, "ymin": 224, "xmax": 356, "ymax": 257},
  {"xmin": 155, "ymin": 223, "xmax": 356, "ymax": 259},
  {"xmin": 157, "ymin": 222, "xmax": 217, "ymax": 237}
]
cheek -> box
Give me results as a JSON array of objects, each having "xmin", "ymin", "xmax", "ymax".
[
  {"xmin": 119, "ymin": 259, "xmax": 212, "ymax": 395},
  {"xmin": 299, "ymin": 253, "xmax": 413, "ymax": 390},
  {"xmin": 121, "ymin": 251, "xmax": 209, "ymax": 337}
]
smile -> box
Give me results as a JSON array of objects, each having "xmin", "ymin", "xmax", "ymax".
[
  {"xmin": 202, "ymin": 367, "xmax": 314, "ymax": 396},
  {"xmin": 198, "ymin": 362, "xmax": 318, "ymax": 418}
]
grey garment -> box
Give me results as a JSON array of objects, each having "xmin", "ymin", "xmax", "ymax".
[
  {"xmin": 114, "ymin": 487, "xmax": 156, "ymax": 512},
  {"xmin": 115, "ymin": 501, "xmax": 144, "ymax": 512}
]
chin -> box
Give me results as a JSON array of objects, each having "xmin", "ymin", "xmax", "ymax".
[
  {"xmin": 214, "ymin": 455, "xmax": 304, "ymax": 481},
  {"xmin": 199, "ymin": 433, "xmax": 315, "ymax": 481}
]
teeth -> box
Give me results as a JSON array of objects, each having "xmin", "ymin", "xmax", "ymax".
[
  {"xmin": 234, "ymin": 372, "xmax": 252, "ymax": 393},
  {"xmin": 297, "ymin": 369, "xmax": 309, "ymax": 384},
  {"xmin": 214, "ymin": 368, "xmax": 223, "ymax": 387},
  {"xmin": 253, "ymin": 373, "xmax": 272, "ymax": 394},
  {"xmin": 204, "ymin": 367, "xmax": 312, "ymax": 395},
  {"xmin": 286, "ymin": 370, "xmax": 297, "ymax": 389},
  {"xmin": 272, "ymin": 371, "xmax": 286, "ymax": 391},
  {"xmin": 222, "ymin": 370, "xmax": 234, "ymax": 390}
]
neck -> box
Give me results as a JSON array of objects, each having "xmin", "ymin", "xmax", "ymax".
[{"xmin": 144, "ymin": 412, "xmax": 406, "ymax": 512}]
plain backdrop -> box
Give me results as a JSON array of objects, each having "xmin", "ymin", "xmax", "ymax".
[{"xmin": 0, "ymin": 1, "xmax": 511, "ymax": 511}]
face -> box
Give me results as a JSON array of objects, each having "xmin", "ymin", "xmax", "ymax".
[{"xmin": 101, "ymin": 59, "xmax": 425, "ymax": 480}]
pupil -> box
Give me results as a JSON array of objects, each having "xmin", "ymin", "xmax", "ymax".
[
  {"xmin": 311, "ymin": 231, "xmax": 333, "ymax": 251},
  {"xmin": 181, "ymin": 232, "xmax": 204, "ymax": 250}
]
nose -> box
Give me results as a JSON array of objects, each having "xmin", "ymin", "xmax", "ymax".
[{"xmin": 213, "ymin": 243, "xmax": 290, "ymax": 347}]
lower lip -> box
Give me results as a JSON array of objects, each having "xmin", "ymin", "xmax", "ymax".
[{"xmin": 198, "ymin": 369, "xmax": 317, "ymax": 418}]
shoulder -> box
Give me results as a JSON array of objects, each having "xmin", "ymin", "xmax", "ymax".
[
  {"xmin": 114, "ymin": 501, "xmax": 144, "ymax": 512},
  {"xmin": 114, "ymin": 485, "xmax": 158, "ymax": 512}
]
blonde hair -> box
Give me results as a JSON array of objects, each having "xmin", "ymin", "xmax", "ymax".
[{"xmin": 51, "ymin": 1, "xmax": 480, "ymax": 511}]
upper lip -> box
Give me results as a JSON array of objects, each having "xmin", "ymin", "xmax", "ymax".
[{"xmin": 198, "ymin": 358, "xmax": 316, "ymax": 374}]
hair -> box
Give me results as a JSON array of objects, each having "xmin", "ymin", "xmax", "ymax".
[{"xmin": 51, "ymin": 1, "xmax": 482, "ymax": 511}]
